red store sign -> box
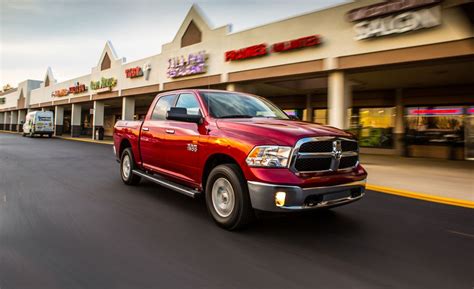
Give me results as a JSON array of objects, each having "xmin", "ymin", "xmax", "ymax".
[
  {"xmin": 125, "ymin": 67, "xmax": 144, "ymax": 78},
  {"xmin": 69, "ymin": 83, "xmax": 87, "ymax": 94},
  {"xmin": 225, "ymin": 35, "xmax": 321, "ymax": 62},
  {"xmin": 272, "ymin": 35, "xmax": 320, "ymax": 53}
]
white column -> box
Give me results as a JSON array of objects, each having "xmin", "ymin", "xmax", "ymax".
[
  {"xmin": 328, "ymin": 71, "xmax": 351, "ymax": 129},
  {"xmin": 92, "ymin": 101, "xmax": 104, "ymax": 140},
  {"xmin": 394, "ymin": 88, "xmax": 404, "ymax": 134},
  {"xmin": 4, "ymin": 112, "xmax": 10, "ymax": 130},
  {"xmin": 394, "ymin": 88, "xmax": 405, "ymax": 155},
  {"xmin": 10, "ymin": 110, "xmax": 18, "ymax": 131},
  {"xmin": 18, "ymin": 110, "xmax": 26, "ymax": 132},
  {"xmin": 71, "ymin": 103, "xmax": 82, "ymax": 137},
  {"xmin": 54, "ymin": 106, "xmax": 64, "ymax": 136},
  {"xmin": 122, "ymin": 97, "xmax": 135, "ymax": 121},
  {"xmin": 226, "ymin": 83, "xmax": 256, "ymax": 94}
]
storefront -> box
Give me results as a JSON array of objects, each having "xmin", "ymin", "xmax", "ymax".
[{"xmin": 0, "ymin": 0, "xmax": 472, "ymax": 159}]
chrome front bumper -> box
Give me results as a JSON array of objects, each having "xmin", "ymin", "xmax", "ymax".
[{"xmin": 247, "ymin": 179, "xmax": 366, "ymax": 212}]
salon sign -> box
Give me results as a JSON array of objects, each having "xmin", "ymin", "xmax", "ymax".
[{"xmin": 347, "ymin": 0, "xmax": 442, "ymax": 40}]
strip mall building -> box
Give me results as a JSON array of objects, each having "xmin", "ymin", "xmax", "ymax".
[{"xmin": 1, "ymin": 0, "xmax": 473, "ymax": 160}]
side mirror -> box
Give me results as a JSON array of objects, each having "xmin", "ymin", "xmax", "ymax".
[
  {"xmin": 289, "ymin": 115, "xmax": 299, "ymax": 121},
  {"xmin": 167, "ymin": 107, "xmax": 203, "ymax": 124}
]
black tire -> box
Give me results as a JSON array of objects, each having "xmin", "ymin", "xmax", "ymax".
[
  {"xmin": 48, "ymin": 134, "xmax": 52, "ymax": 138},
  {"xmin": 120, "ymin": 148, "xmax": 141, "ymax": 185},
  {"xmin": 22, "ymin": 133, "xmax": 26, "ymax": 137},
  {"xmin": 205, "ymin": 164, "xmax": 254, "ymax": 230}
]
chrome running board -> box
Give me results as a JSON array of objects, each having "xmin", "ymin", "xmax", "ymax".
[{"xmin": 132, "ymin": 170, "xmax": 200, "ymax": 198}]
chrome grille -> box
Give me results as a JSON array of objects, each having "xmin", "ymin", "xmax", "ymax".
[{"xmin": 290, "ymin": 137, "xmax": 359, "ymax": 173}]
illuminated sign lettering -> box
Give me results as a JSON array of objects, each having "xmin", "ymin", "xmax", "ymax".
[
  {"xmin": 225, "ymin": 44, "xmax": 267, "ymax": 61},
  {"xmin": 346, "ymin": 0, "xmax": 441, "ymax": 22},
  {"xmin": 125, "ymin": 67, "xmax": 144, "ymax": 78},
  {"xmin": 407, "ymin": 107, "xmax": 464, "ymax": 116},
  {"xmin": 52, "ymin": 89, "xmax": 69, "ymax": 97},
  {"xmin": 272, "ymin": 35, "xmax": 321, "ymax": 52},
  {"xmin": 69, "ymin": 82, "xmax": 88, "ymax": 94},
  {"xmin": 90, "ymin": 77, "xmax": 117, "ymax": 93},
  {"xmin": 351, "ymin": 5, "xmax": 441, "ymax": 40},
  {"xmin": 225, "ymin": 35, "xmax": 321, "ymax": 62},
  {"xmin": 167, "ymin": 51, "xmax": 207, "ymax": 79}
]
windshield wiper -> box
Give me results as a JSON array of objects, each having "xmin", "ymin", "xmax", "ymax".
[{"xmin": 219, "ymin": 115, "xmax": 254, "ymax": 119}]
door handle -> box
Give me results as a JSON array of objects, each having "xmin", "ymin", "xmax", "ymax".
[
  {"xmin": 143, "ymin": 127, "xmax": 149, "ymax": 131},
  {"xmin": 165, "ymin": 129, "xmax": 175, "ymax": 134}
]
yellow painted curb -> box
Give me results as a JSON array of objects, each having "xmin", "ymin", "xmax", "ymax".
[
  {"xmin": 0, "ymin": 130, "xmax": 20, "ymax": 134},
  {"xmin": 55, "ymin": 136, "xmax": 113, "ymax": 145},
  {"xmin": 367, "ymin": 184, "xmax": 474, "ymax": 209}
]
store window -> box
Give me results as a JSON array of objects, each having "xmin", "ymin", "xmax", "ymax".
[
  {"xmin": 405, "ymin": 106, "xmax": 465, "ymax": 148},
  {"xmin": 466, "ymin": 107, "xmax": 474, "ymax": 160},
  {"xmin": 313, "ymin": 109, "xmax": 327, "ymax": 125},
  {"xmin": 350, "ymin": 107, "xmax": 395, "ymax": 148}
]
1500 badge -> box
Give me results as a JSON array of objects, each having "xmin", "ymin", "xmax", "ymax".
[{"xmin": 187, "ymin": 144, "xmax": 198, "ymax": 152}]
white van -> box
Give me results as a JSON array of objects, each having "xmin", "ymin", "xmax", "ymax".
[{"xmin": 22, "ymin": 111, "xmax": 54, "ymax": 138}]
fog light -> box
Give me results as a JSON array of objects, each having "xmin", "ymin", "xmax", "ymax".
[{"xmin": 275, "ymin": 192, "xmax": 286, "ymax": 207}]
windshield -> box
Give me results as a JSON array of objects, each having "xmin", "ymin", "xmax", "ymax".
[{"xmin": 200, "ymin": 92, "xmax": 289, "ymax": 119}]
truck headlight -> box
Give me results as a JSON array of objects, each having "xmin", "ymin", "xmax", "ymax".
[{"xmin": 246, "ymin": 146, "xmax": 292, "ymax": 168}]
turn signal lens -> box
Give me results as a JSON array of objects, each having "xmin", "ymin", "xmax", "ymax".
[{"xmin": 275, "ymin": 192, "xmax": 286, "ymax": 207}]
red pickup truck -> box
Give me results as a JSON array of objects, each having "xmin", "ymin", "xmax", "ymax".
[{"xmin": 114, "ymin": 89, "xmax": 367, "ymax": 229}]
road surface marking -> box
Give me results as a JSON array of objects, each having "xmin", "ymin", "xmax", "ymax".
[
  {"xmin": 447, "ymin": 230, "xmax": 474, "ymax": 239},
  {"xmin": 367, "ymin": 184, "xmax": 474, "ymax": 209}
]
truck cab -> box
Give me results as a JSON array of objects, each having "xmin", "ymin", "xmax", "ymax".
[{"xmin": 114, "ymin": 89, "xmax": 367, "ymax": 229}]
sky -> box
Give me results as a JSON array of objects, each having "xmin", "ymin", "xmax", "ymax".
[{"xmin": 0, "ymin": 0, "xmax": 346, "ymax": 87}]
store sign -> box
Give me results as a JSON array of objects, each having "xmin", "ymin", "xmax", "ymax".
[
  {"xmin": 349, "ymin": 0, "xmax": 442, "ymax": 41},
  {"xmin": 167, "ymin": 51, "xmax": 207, "ymax": 79},
  {"xmin": 125, "ymin": 67, "xmax": 144, "ymax": 78},
  {"xmin": 90, "ymin": 77, "xmax": 117, "ymax": 93},
  {"xmin": 353, "ymin": 6, "xmax": 441, "ymax": 40},
  {"xmin": 52, "ymin": 88, "xmax": 69, "ymax": 97},
  {"xmin": 225, "ymin": 35, "xmax": 321, "ymax": 62},
  {"xmin": 225, "ymin": 44, "xmax": 268, "ymax": 61},
  {"xmin": 407, "ymin": 107, "xmax": 464, "ymax": 116},
  {"xmin": 346, "ymin": 0, "xmax": 441, "ymax": 22},
  {"xmin": 272, "ymin": 35, "xmax": 321, "ymax": 53},
  {"xmin": 69, "ymin": 82, "xmax": 88, "ymax": 94},
  {"xmin": 0, "ymin": 97, "xmax": 5, "ymax": 104}
]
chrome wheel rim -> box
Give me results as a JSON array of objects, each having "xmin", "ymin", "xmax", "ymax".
[
  {"xmin": 122, "ymin": 154, "xmax": 131, "ymax": 180},
  {"xmin": 211, "ymin": 177, "xmax": 235, "ymax": 218}
]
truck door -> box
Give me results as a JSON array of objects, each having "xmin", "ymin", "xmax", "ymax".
[
  {"xmin": 160, "ymin": 92, "xmax": 205, "ymax": 185},
  {"xmin": 139, "ymin": 94, "xmax": 176, "ymax": 172}
]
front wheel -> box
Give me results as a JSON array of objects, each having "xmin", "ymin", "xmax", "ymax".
[
  {"xmin": 205, "ymin": 164, "xmax": 254, "ymax": 230},
  {"xmin": 120, "ymin": 148, "xmax": 141, "ymax": 185}
]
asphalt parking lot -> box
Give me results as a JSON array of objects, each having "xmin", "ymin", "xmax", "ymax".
[{"xmin": 0, "ymin": 132, "xmax": 473, "ymax": 289}]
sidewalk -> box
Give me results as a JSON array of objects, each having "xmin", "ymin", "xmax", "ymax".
[
  {"xmin": 55, "ymin": 135, "xmax": 114, "ymax": 145},
  {"xmin": 361, "ymin": 154, "xmax": 474, "ymax": 204}
]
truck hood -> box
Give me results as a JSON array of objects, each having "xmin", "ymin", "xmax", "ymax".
[{"xmin": 216, "ymin": 118, "xmax": 353, "ymax": 146}]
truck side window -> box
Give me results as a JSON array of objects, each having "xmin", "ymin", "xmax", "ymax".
[
  {"xmin": 175, "ymin": 93, "xmax": 201, "ymax": 115},
  {"xmin": 151, "ymin": 95, "xmax": 176, "ymax": 120}
]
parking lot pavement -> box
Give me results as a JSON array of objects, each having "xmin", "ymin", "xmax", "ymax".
[{"xmin": 1, "ymin": 132, "xmax": 473, "ymax": 289}]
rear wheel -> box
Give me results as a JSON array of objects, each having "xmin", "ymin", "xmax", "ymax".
[
  {"xmin": 205, "ymin": 164, "xmax": 254, "ymax": 230},
  {"xmin": 120, "ymin": 148, "xmax": 141, "ymax": 185}
]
